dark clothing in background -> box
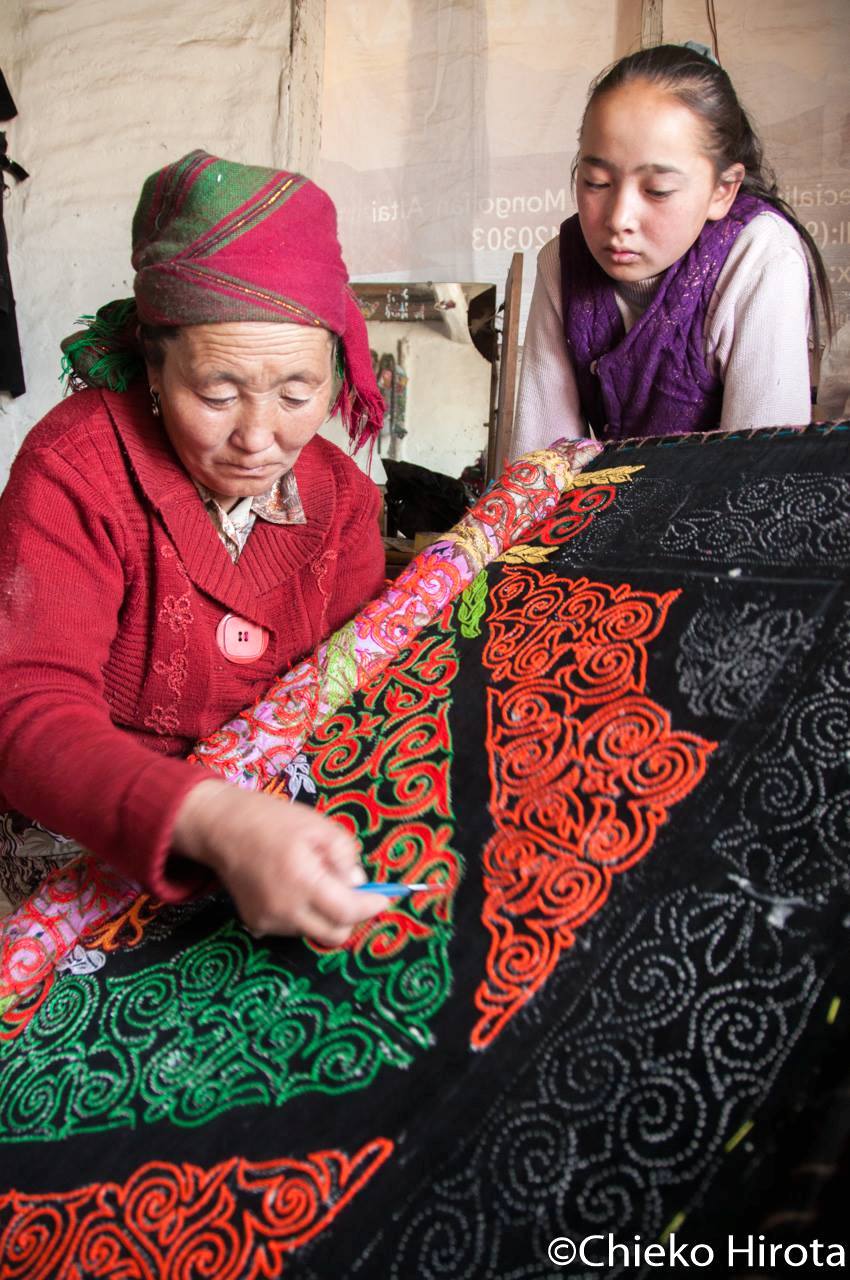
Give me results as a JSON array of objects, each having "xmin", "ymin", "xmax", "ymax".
[
  {"xmin": 0, "ymin": 70, "xmax": 26, "ymax": 398},
  {"xmin": 0, "ymin": 169, "xmax": 25, "ymax": 398},
  {"xmin": 0, "ymin": 70, "xmax": 16, "ymax": 121}
]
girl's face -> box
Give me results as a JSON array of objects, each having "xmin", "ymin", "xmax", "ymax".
[{"xmin": 576, "ymin": 80, "xmax": 743, "ymax": 282}]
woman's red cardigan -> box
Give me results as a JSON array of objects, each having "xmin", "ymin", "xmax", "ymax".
[{"xmin": 0, "ymin": 387, "xmax": 385, "ymax": 899}]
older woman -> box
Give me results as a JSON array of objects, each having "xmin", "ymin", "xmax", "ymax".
[{"xmin": 0, "ymin": 150, "xmax": 389, "ymax": 944}]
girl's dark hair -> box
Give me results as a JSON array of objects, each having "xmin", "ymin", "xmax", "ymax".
[{"xmin": 581, "ymin": 44, "xmax": 834, "ymax": 347}]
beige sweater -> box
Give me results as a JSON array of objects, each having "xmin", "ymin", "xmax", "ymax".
[{"xmin": 508, "ymin": 211, "xmax": 812, "ymax": 460}]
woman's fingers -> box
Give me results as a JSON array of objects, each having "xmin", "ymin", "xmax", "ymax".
[
  {"xmin": 242, "ymin": 863, "xmax": 390, "ymax": 945},
  {"xmin": 309, "ymin": 874, "xmax": 392, "ymax": 930},
  {"xmin": 172, "ymin": 780, "xmax": 390, "ymax": 941},
  {"xmin": 313, "ymin": 814, "xmax": 367, "ymax": 884},
  {"xmin": 244, "ymin": 887, "xmax": 384, "ymax": 948}
]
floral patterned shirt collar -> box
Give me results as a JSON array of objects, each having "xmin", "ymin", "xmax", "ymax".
[{"xmin": 194, "ymin": 471, "xmax": 306, "ymax": 563}]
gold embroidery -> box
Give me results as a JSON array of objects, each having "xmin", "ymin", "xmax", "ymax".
[{"xmin": 564, "ymin": 464, "xmax": 645, "ymax": 489}]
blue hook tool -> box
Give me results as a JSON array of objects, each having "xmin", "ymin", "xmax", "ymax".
[{"xmin": 355, "ymin": 882, "xmax": 435, "ymax": 897}]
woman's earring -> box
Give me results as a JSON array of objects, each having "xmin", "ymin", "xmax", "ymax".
[{"xmin": 149, "ymin": 387, "xmax": 161, "ymax": 417}]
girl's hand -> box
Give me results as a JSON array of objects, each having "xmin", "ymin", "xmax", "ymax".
[{"xmin": 172, "ymin": 778, "xmax": 386, "ymax": 946}]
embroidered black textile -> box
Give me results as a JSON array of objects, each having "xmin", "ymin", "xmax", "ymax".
[{"xmin": 1, "ymin": 425, "xmax": 849, "ymax": 1278}]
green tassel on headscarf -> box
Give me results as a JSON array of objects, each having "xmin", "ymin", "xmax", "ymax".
[{"xmin": 60, "ymin": 298, "xmax": 146, "ymax": 392}]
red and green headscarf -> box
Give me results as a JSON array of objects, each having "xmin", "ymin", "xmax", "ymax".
[{"xmin": 61, "ymin": 150, "xmax": 383, "ymax": 449}]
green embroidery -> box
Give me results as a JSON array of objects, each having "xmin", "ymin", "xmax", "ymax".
[
  {"xmin": 0, "ymin": 629, "xmax": 462, "ymax": 1144},
  {"xmin": 323, "ymin": 621, "xmax": 360, "ymax": 709},
  {"xmin": 458, "ymin": 570, "xmax": 489, "ymax": 638},
  {"xmin": 0, "ymin": 922, "xmax": 410, "ymax": 1142},
  {"xmin": 306, "ymin": 630, "xmax": 463, "ymax": 1048},
  {"xmin": 314, "ymin": 826, "xmax": 457, "ymax": 1051}
]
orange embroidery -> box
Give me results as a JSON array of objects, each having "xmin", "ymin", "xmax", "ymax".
[
  {"xmin": 82, "ymin": 894, "xmax": 163, "ymax": 952},
  {"xmin": 0, "ymin": 1140, "xmax": 393, "ymax": 1279},
  {"xmin": 473, "ymin": 570, "xmax": 715, "ymax": 1049}
]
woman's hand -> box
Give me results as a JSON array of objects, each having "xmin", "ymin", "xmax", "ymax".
[{"xmin": 172, "ymin": 778, "xmax": 387, "ymax": 946}]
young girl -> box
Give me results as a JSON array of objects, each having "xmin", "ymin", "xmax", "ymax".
[{"xmin": 508, "ymin": 43, "xmax": 834, "ymax": 456}]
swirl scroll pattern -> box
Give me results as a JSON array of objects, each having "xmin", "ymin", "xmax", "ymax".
[
  {"xmin": 191, "ymin": 438, "xmax": 601, "ymax": 789},
  {"xmin": 0, "ymin": 1139, "xmax": 393, "ymax": 1280},
  {"xmin": 379, "ymin": 886, "xmax": 826, "ymax": 1280},
  {"xmin": 306, "ymin": 627, "xmax": 462, "ymax": 1050},
  {"xmin": 0, "ymin": 921, "xmax": 414, "ymax": 1141},
  {"xmin": 712, "ymin": 606, "xmax": 850, "ymax": 903},
  {"xmin": 534, "ymin": 482, "xmax": 618, "ymax": 545},
  {"xmin": 0, "ymin": 631, "xmax": 463, "ymax": 1142},
  {"xmin": 0, "ymin": 858, "xmax": 137, "ymax": 1042},
  {"xmin": 474, "ymin": 571, "xmax": 715, "ymax": 1047},
  {"xmin": 675, "ymin": 596, "xmax": 819, "ymax": 720},
  {"xmin": 350, "ymin": 605, "xmax": 850, "ymax": 1279},
  {"xmin": 659, "ymin": 473, "xmax": 850, "ymax": 566}
]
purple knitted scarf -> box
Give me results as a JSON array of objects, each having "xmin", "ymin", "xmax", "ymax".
[{"xmin": 559, "ymin": 193, "xmax": 776, "ymax": 439}]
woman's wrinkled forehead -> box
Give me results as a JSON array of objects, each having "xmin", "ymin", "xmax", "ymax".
[{"xmin": 161, "ymin": 323, "xmax": 335, "ymax": 382}]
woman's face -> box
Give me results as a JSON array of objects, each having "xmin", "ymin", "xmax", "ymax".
[
  {"xmin": 148, "ymin": 322, "xmax": 335, "ymax": 507},
  {"xmin": 576, "ymin": 81, "xmax": 743, "ymax": 282}
]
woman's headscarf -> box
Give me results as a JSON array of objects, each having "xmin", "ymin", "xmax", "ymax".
[{"xmin": 61, "ymin": 150, "xmax": 384, "ymax": 449}]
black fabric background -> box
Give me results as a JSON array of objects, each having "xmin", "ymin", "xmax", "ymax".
[{"xmin": 2, "ymin": 425, "xmax": 850, "ymax": 1279}]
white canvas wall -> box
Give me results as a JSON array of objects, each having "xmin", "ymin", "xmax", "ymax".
[
  {"xmin": 319, "ymin": 0, "xmax": 850, "ymax": 426},
  {"xmin": 2, "ymin": 1, "xmax": 848, "ymax": 489},
  {"xmin": 0, "ymin": 0, "xmax": 323, "ymax": 486}
]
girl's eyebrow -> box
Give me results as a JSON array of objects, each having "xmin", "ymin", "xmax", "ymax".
[
  {"xmin": 638, "ymin": 163, "xmax": 685, "ymax": 176},
  {"xmin": 581, "ymin": 155, "xmax": 685, "ymax": 177}
]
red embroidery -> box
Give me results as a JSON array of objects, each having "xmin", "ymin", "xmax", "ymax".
[
  {"xmin": 160, "ymin": 592, "xmax": 194, "ymax": 634},
  {"xmin": 306, "ymin": 631, "xmax": 462, "ymax": 957},
  {"xmin": 0, "ymin": 1140, "xmax": 393, "ymax": 1279},
  {"xmin": 535, "ymin": 483, "xmax": 618, "ymax": 544},
  {"xmin": 152, "ymin": 649, "xmax": 189, "ymax": 696},
  {"xmin": 144, "ymin": 704, "xmax": 180, "ymax": 735},
  {"xmin": 158, "ymin": 542, "xmax": 188, "ymax": 576},
  {"xmin": 312, "ymin": 549, "xmax": 339, "ymax": 636},
  {"xmin": 473, "ymin": 571, "xmax": 715, "ymax": 1049},
  {"xmin": 0, "ymin": 861, "xmax": 133, "ymax": 1041},
  {"xmin": 145, "ymin": 549, "xmax": 194, "ymax": 736}
]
